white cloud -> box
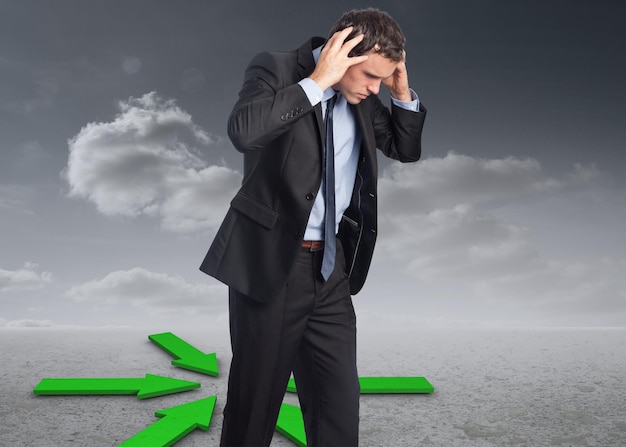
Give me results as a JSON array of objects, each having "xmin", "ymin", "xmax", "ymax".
[
  {"xmin": 471, "ymin": 256, "xmax": 626, "ymax": 317},
  {"xmin": 370, "ymin": 153, "xmax": 626, "ymax": 327},
  {"xmin": 377, "ymin": 204, "xmax": 537, "ymax": 281},
  {"xmin": 0, "ymin": 262, "xmax": 53, "ymax": 292},
  {"xmin": 0, "ymin": 318, "xmax": 125, "ymax": 329},
  {"xmin": 0, "ymin": 184, "xmax": 33, "ymax": 211},
  {"xmin": 1, "ymin": 57, "xmax": 113, "ymax": 115},
  {"xmin": 0, "ymin": 318, "xmax": 54, "ymax": 328},
  {"xmin": 567, "ymin": 162, "xmax": 602, "ymax": 184},
  {"xmin": 378, "ymin": 152, "xmax": 561, "ymax": 214},
  {"xmin": 65, "ymin": 267, "xmax": 227, "ymax": 318},
  {"xmin": 63, "ymin": 92, "xmax": 241, "ymax": 233},
  {"xmin": 1, "ymin": 65, "xmax": 60, "ymax": 114}
]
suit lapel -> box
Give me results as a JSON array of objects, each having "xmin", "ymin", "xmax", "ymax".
[{"xmin": 352, "ymin": 102, "xmax": 376, "ymax": 161}]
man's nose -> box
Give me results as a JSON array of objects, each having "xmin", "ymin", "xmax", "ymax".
[{"xmin": 367, "ymin": 80, "xmax": 381, "ymax": 95}]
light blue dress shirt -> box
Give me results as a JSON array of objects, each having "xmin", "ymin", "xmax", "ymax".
[{"xmin": 298, "ymin": 46, "xmax": 420, "ymax": 240}]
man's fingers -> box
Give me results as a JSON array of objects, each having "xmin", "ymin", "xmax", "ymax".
[
  {"xmin": 336, "ymin": 26, "xmax": 356, "ymax": 41},
  {"xmin": 311, "ymin": 27, "xmax": 368, "ymax": 90},
  {"xmin": 326, "ymin": 26, "xmax": 355, "ymax": 49},
  {"xmin": 346, "ymin": 54, "xmax": 369, "ymax": 66},
  {"xmin": 341, "ymin": 32, "xmax": 365, "ymax": 55},
  {"xmin": 327, "ymin": 27, "xmax": 365, "ymax": 56}
]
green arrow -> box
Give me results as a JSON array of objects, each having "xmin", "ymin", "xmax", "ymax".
[
  {"xmin": 119, "ymin": 396, "xmax": 217, "ymax": 447},
  {"xmin": 276, "ymin": 403, "xmax": 307, "ymax": 447},
  {"xmin": 278, "ymin": 376, "xmax": 433, "ymax": 446},
  {"xmin": 357, "ymin": 376, "xmax": 434, "ymax": 394},
  {"xmin": 149, "ymin": 332, "xmax": 218, "ymax": 377},
  {"xmin": 286, "ymin": 376, "xmax": 434, "ymax": 394},
  {"xmin": 33, "ymin": 374, "xmax": 200, "ymax": 399}
]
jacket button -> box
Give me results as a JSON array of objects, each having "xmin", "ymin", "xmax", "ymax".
[
  {"xmin": 295, "ymin": 231, "xmax": 304, "ymax": 239},
  {"xmin": 306, "ymin": 193, "xmax": 314, "ymax": 200}
]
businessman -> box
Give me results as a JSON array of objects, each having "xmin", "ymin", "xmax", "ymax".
[{"xmin": 200, "ymin": 8, "xmax": 426, "ymax": 447}]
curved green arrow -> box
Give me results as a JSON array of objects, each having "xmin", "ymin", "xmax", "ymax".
[
  {"xmin": 286, "ymin": 376, "xmax": 434, "ymax": 394},
  {"xmin": 119, "ymin": 396, "xmax": 217, "ymax": 447},
  {"xmin": 33, "ymin": 374, "xmax": 200, "ymax": 399},
  {"xmin": 149, "ymin": 332, "xmax": 219, "ymax": 377}
]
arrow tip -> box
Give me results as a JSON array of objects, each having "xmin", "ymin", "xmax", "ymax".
[
  {"xmin": 172, "ymin": 353, "xmax": 219, "ymax": 377},
  {"xmin": 137, "ymin": 374, "xmax": 201, "ymax": 399},
  {"xmin": 156, "ymin": 395, "xmax": 218, "ymax": 430}
]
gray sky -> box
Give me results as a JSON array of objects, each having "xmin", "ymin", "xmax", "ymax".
[{"xmin": 1, "ymin": 0, "xmax": 625, "ymax": 330}]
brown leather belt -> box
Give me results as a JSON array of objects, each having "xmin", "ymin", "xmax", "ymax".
[{"xmin": 301, "ymin": 240, "xmax": 324, "ymax": 251}]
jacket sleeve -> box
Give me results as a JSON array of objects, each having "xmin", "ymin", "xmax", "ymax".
[
  {"xmin": 371, "ymin": 95, "xmax": 427, "ymax": 163},
  {"xmin": 227, "ymin": 51, "xmax": 315, "ymax": 152}
]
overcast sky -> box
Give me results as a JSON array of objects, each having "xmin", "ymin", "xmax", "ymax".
[{"xmin": 1, "ymin": 0, "xmax": 624, "ymax": 330}]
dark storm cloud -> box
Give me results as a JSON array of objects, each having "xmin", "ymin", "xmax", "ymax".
[{"xmin": 0, "ymin": 0, "xmax": 624, "ymax": 328}]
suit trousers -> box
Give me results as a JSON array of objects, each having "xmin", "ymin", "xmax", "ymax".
[{"xmin": 220, "ymin": 238, "xmax": 360, "ymax": 447}]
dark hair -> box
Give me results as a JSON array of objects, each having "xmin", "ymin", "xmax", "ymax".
[{"xmin": 328, "ymin": 8, "xmax": 405, "ymax": 62}]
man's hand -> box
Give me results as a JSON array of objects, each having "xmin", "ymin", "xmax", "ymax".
[
  {"xmin": 383, "ymin": 50, "xmax": 412, "ymax": 102},
  {"xmin": 310, "ymin": 27, "xmax": 369, "ymax": 91}
]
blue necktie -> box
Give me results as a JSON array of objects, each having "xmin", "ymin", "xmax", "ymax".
[{"xmin": 321, "ymin": 94, "xmax": 337, "ymax": 281}]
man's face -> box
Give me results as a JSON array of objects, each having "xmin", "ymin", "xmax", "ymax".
[{"xmin": 334, "ymin": 51, "xmax": 398, "ymax": 104}]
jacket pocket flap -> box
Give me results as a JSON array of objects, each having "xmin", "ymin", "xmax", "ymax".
[{"xmin": 231, "ymin": 193, "xmax": 278, "ymax": 229}]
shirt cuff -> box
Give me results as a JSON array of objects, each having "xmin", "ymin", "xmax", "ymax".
[
  {"xmin": 298, "ymin": 78, "xmax": 324, "ymax": 106},
  {"xmin": 391, "ymin": 88, "xmax": 420, "ymax": 112}
]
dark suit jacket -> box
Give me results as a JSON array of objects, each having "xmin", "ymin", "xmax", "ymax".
[{"xmin": 200, "ymin": 37, "xmax": 426, "ymax": 301}]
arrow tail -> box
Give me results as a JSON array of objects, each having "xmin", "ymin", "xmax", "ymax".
[
  {"xmin": 149, "ymin": 332, "xmax": 203, "ymax": 358},
  {"xmin": 359, "ymin": 377, "xmax": 434, "ymax": 394},
  {"xmin": 33, "ymin": 374, "xmax": 200, "ymax": 399},
  {"xmin": 149, "ymin": 332, "xmax": 219, "ymax": 377},
  {"xmin": 33, "ymin": 378, "xmax": 142, "ymax": 396},
  {"xmin": 286, "ymin": 376, "xmax": 434, "ymax": 394}
]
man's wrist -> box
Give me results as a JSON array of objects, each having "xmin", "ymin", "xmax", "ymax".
[
  {"xmin": 308, "ymin": 74, "xmax": 332, "ymax": 92},
  {"xmin": 390, "ymin": 89, "xmax": 412, "ymax": 102},
  {"xmin": 298, "ymin": 78, "xmax": 324, "ymax": 106},
  {"xmin": 390, "ymin": 88, "xmax": 420, "ymax": 112}
]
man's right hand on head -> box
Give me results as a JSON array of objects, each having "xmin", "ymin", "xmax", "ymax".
[{"xmin": 309, "ymin": 27, "xmax": 369, "ymax": 91}]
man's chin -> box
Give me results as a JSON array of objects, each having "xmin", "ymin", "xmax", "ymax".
[{"xmin": 345, "ymin": 95, "xmax": 364, "ymax": 104}]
